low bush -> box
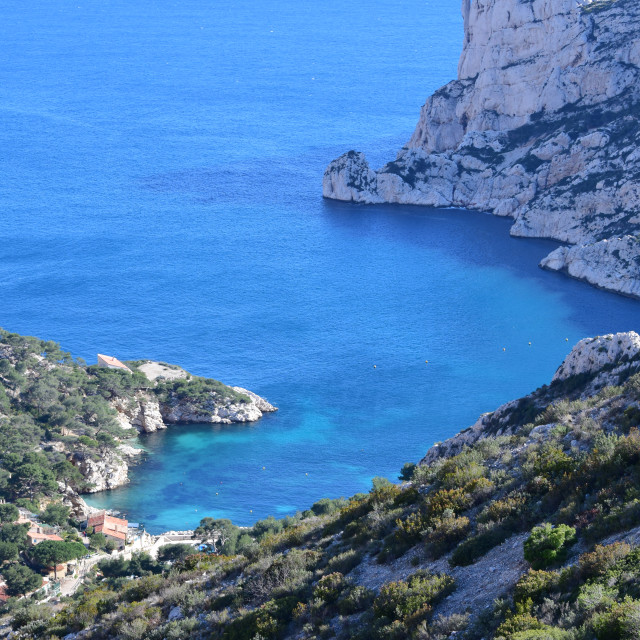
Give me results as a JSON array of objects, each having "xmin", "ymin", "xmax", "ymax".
[
  {"xmin": 373, "ymin": 570, "xmax": 454, "ymax": 627},
  {"xmin": 578, "ymin": 542, "xmax": 631, "ymax": 580},
  {"xmin": 337, "ymin": 585, "xmax": 374, "ymax": 615},
  {"xmin": 313, "ymin": 572, "xmax": 345, "ymax": 603},
  {"xmin": 524, "ymin": 524, "xmax": 576, "ymax": 570},
  {"xmin": 592, "ymin": 596, "xmax": 640, "ymax": 640},
  {"xmin": 513, "ymin": 570, "xmax": 561, "ymax": 604},
  {"xmin": 326, "ymin": 548, "xmax": 362, "ymax": 575},
  {"xmin": 424, "ymin": 514, "xmax": 470, "ymax": 558}
]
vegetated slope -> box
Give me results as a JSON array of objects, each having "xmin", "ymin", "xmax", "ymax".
[
  {"xmin": 0, "ymin": 329, "xmax": 275, "ymax": 516},
  {"xmin": 323, "ymin": 0, "xmax": 640, "ymax": 298},
  {"xmin": 11, "ymin": 331, "xmax": 640, "ymax": 640}
]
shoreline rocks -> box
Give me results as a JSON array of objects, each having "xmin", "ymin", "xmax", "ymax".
[
  {"xmin": 82, "ymin": 363, "xmax": 277, "ymax": 495},
  {"xmin": 323, "ymin": 0, "xmax": 640, "ymax": 298}
]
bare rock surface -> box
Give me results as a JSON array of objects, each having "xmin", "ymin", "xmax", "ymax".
[
  {"xmin": 553, "ymin": 331, "xmax": 640, "ymax": 382},
  {"xmin": 137, "ymin": 360, "xmax": 189, "ymax": 382},
  {"xmin": 71, "ymin": 450, "xmax": 129, "ymax": 493},
  {"xmin": 324, "ymin": 0, "xmax": 640, "ymax": 297},
  {"xmin": 350, "ymin": 532, "xmax": 528, "ymax": 620}
]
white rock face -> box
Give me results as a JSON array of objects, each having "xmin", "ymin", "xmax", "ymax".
[
  {"xmin": 111, "ymin": 387, "xmax": 277, "ymax": 432},
  {"xmin": 160, "ymin": 390, "xmax": 276, "ymax": 425},
  {"xmin": 71, "ymin": 450, "xmax": 129, "ymax": 493},
  {"xmin": 323, "ymin": 0, "xmax": 640, "ymax": 297},
  {"xmin": 112, "ymin": 396, "xmax": 166, "ymax": 433},
  {"xmin": 541, "ymin": 236, "xmax": 640, "ymax": 298},
  {"xmin": 552, "ymin": 331, "xmax": 640, "ymax": 382}
]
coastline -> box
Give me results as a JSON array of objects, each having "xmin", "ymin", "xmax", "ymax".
[{"xmin": 322, "ymin": 0, "xmax": 640, "ymax": 299}]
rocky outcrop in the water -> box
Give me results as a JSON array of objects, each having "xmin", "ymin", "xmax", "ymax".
[
  {"xmin": 541, "ymin": 235, "xmax": 640, "ymax": 297},
  {"xmin": 324, "ymin": 0, "xmax": 640, "ymax": 297},
  {"xmin": 110, "ymin": 365, "xmax": 277, "ymax": 434},
  {"xmin": 421, "ymin": 331, "xmax": 640, "ymax": 464}
]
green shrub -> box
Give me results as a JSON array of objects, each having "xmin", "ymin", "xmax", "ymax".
[
  {"xmin": 313, "ymin": 572, "xmax": 345, "ymax": 603},
  {"xmin": 496, "ymin": 610, "xmax": 548, "ymax": 637},
  {"xmin": 426, "ymin": 488, "xmax": 472, "ymax": 517},
  {"xmin": 326, "ymin": 548, "xmax": 362, "ymax": 575},
  {"xmin": 399, "ymin": 463, "xmax": 417, "ymax": 481},
  {"xmin": 337, "ymin": 585, "xmax": 374, "ymax": 615},
  {"xmin": 524, "ymin": 524, "xmax": 576, "ymax": 569},
  {"xmin": 531, "ymin": 445, "xmax": 574, "ymax": 480},
  {"xmin": 310, "ymin": 497, "xmax": 348, "ymax": 516},
  {"xmin": 479, "ymin": 492, "xmax": 529, "ymax": 524},
  {"xmin": 578, "ymin": 542, "xmax": 631, "ymax": 580},
  {"xmin": 373, "ymin": 570, "xmax": 454, "ymax": 626},
  {"xmin": 592, "ymin": 596, "xmax": 640, "ymax": 640},
  {"xmin": 424, "ymin": 514, "xmax": 470, "ymax": 558},
  {"xmin": 395, "ymin": 511, "xmax": 430, "ymax": 545},
  {"xmin": 513, "ymin": 570, "xmax": 561, "ymax": 604}
]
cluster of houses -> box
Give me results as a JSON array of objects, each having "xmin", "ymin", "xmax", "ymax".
[
  {"xmin": 0, "ymin": 355, "xmax": 143, "ymax": 602},
  {"xmin": 0, "ymin": 509, "xmax": 144, "ymax": 602}
]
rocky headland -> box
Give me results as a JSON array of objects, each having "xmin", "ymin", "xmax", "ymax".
[
  {"xmin": 421, "ymin": 330, "xmax": 640, "ymax": 464},
  {"xmin": 323, "ymin": 0, "xmax": 640, "ymax": 297},
  {"xmin": 0, "ymin": 330, "xmax": 276, "ymax": 517}
]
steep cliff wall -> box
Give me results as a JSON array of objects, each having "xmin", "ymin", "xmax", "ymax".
[{"xmin": 324, "ymin": 0, "xmax": 640, "ymax": 297}]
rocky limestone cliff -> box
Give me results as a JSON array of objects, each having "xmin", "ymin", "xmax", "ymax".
[
  {"xmin": 421, "ymin": 330, "xmax": 640, "ymax": 464},
  {"xmin": 71, "ymin": 449, "xmax": 130, "ymax": 494},
  {"xmin": 110, "ymin": 379, "xmax": 277, "ymax": 434},
  {"xmin": 324, "ymin": 0, "xmax": 640, "ymax": 297},
  {"xmin": 159, "ymin": 386, "xmax": 276, "ymax": 425}
]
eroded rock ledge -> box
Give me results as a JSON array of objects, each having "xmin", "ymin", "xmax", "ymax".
[{"xmin": 323, "ymin": 0, "xmax": 640, "ymax": 297}]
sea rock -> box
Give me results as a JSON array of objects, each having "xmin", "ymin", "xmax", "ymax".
[
  {"xmin": 323, "ymin": 0, "xmax": 640, "ymax": 297},
  {"xmin": 552, "ymin": 331, "xmax": 640, "ymax": 382},
  {"xmin": 323, "ymin": 151, "xmax": 382, "ymax": 203},
  {"xmin": 541, "ymin": 236, "xmax": 640, "ymax": 298},
  {"xmin": 71, "ymin": 450, "xmax": 129, "ymax": 493}
]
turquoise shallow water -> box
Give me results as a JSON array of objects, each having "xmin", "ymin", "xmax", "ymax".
[{"xmin": 1, "ymin": 0, "xmax": 639, "ymax": 533}]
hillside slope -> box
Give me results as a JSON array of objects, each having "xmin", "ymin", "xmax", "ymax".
[
  {"xmin": 323, "ymin": 0, "xmax": 640, "ymax": 298},
  {"xmin": 12, "ymin": 330, "xmax": 640, "ymax": 639}
]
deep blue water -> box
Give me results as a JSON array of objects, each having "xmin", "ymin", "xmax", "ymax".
[{"xmin": 1, "ymin": 0, "xmax": 638, "ymax": 533}]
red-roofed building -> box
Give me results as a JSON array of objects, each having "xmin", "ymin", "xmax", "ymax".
[
  {"xmin": 97, "ymin": 354, "xmax": 132, "ymax": 373},
  {"xmin": 86, "ymin": 511, "xmax": 128, "ymax": 548},
  {"xmin": 27, "ymin": 525, "xmax": 64, "ymax": 547}
]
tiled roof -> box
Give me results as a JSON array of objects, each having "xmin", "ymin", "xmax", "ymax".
[
  {"xmin": 87, "ymin": 511, "xmax": 128, "ymax": 541},
  {"xmin": 28, "ymin": 531, "xmax": 64, "ymax": 543},
  {"xmin": 97, "ymin": 354, "xmax": 131, "ymax": 371}
]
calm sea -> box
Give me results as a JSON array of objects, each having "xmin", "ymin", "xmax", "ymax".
[{"xmin": 1, "ymin": 0, "xmax": 638, "ymax": 532}]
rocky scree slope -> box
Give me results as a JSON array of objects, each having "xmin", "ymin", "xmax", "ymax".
[
  {"xmin": 20, "ymin": 331, "xmax": 640, "ymax": 640},
  {"xmin": 324, "ymin": 0, "xmax": 640, "ymax": 297}
]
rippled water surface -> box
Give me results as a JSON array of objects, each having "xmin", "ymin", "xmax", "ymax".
[{"xmin": 1, "ymin": 0, "xmax": 638, "ymax": 532}]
